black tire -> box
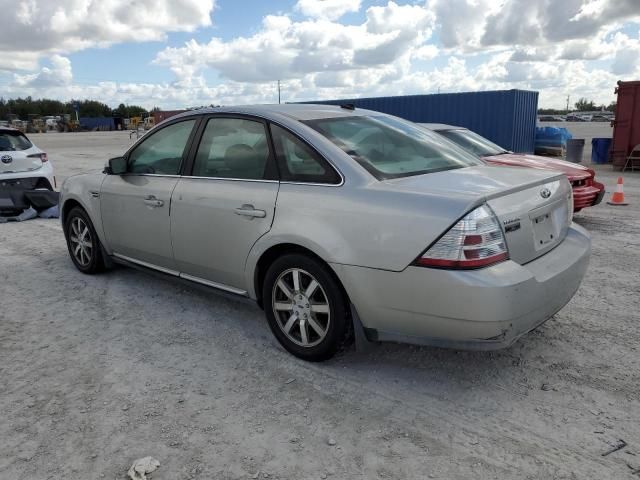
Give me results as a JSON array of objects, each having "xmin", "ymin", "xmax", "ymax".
[
  {"xmin": 263, "ymin": 253, "xmax": 352, "ymax": 361},
  {"xmin": 64, "ymin": 206, "xmax": 105, "ymax": 274}
]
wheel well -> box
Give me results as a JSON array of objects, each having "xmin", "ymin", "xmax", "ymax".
[
  {"xmin": 254, "ymin": 243, "xmax": 349, "ymax": 309},
  {"xmin": 61, "ymin": 199, "xmax": 83, "ymax": 224}
]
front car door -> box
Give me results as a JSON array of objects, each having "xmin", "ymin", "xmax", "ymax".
[
  {"xmin": 101, "ymin": 118, "xmax": 197, "ymax": 271},
  {"xmin": 171, "ymin": 116, "xmax": 279, "ymax": 291}
]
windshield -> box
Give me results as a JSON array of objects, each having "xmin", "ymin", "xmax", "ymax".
[
  {"xmin": 436, "ymin": 129, "xmax": 507, "ymax": 157},
  {"xmin": 303, "ymin": 115, "xmax": 482, "ymax": 179},
  {"xmin": 0, "ymin": 131, "xmax": 33, "ymax": 151}
]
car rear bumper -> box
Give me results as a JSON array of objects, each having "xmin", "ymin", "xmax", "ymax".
[
  {"xmin": 0, "ymin": 162, "xmax": 55, "ymax": 190},
  {"xmin": 332, "ymin": 224, "xmax": 591, "ymax": 350}
]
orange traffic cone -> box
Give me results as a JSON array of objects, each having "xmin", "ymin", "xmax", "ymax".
[{"xmin": 607, "ymin": 177, "xmax": 628, "ymax": 206}]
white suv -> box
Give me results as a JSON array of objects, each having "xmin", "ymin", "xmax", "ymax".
[{"xmin": 0, "ymin": 127, "xmax": 56, "ymax": 191}]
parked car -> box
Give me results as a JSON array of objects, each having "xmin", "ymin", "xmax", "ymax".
[
  {"xmin": 538, "ymin": 115, "xmax": 565, "ymax": 122},
  {"xmin": 0, "ymin": 127, "xmax": 55, "ymax": 191},
  {"xmin": 60, "ymin": 105, "xmax": 590, "ymax": 361},
  {"xmin": 421, "ymin": 124, "xmax": 605, "ymax": 212},
  {"xmin": 1, "ymin": 127, "xmax": 56, "ymax": 215}
]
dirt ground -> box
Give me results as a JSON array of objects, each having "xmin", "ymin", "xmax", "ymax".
[{"xmin": 1, "ymin": 131, "xmax": 639, "ymax": 479}]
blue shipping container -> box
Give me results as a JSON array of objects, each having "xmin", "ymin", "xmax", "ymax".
[
  {"xmin": 79, "ymin": 117, "xmax": 115, "ymax": 130},
  {"xmin": 298, "ymin": 89, "xmax": 539, "ymax": 153}
]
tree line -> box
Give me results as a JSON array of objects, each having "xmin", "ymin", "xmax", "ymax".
[{"xmin": 0, "ymin": 97, "xmax": 153, "ymax": 120}]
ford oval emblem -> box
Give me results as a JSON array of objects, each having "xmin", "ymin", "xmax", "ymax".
[
  {"xmin": 540, "ymin": 188, "xmax": 551, "ymax": 199},
  {"xmin": 1, "ymin": 155, "xmax": 12, "ymax": 164}
]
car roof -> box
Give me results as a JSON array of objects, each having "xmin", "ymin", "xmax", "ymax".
[
  {"xmin": 418, "ymin": 123, "xmax": 463, "ymax": 131},
  {"xmin": 172, "ymin": 103, "xmax": 383, "ymax": 122}
]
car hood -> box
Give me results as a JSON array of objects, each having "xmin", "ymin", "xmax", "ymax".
[{"xmin": 482, "ymin": 153, "xmax": 592, "ymax": 180}]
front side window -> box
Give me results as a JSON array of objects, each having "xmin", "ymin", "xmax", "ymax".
[
  {"xmin": 193, "ymin": 118, "xmax": 270, "ymax": 180},
  {"xmin": 270, "ymin": 124, "xmax": 340, "ymax": 184},
  {"xmin": 437, "ymin": 129, "xmax": 507, "ymax": 157},
  {"xmin": 304, "ymin": 115, "xmax": 481, "ymax": 180},
  {"xmin": 0, "ymin": 131, "xmax": 33, "ymax": 151},
  {"xmin": 127, "ymin": 120, "xmax": 196, "ymax": 175}
]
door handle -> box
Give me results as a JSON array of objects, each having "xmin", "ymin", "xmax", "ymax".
[
  {"xmin": 235, "ymin": 204, "xmax": 266, "ymax": 218},
  {"xmin": 143, "ymin": 195, "xmax": 164, "ymax": 208}
]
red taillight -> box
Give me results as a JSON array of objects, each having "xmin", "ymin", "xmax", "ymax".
[
  {"xmin": 28, "ymin": 152, "xmax": 48, "ymax": 162},
  {"xmin": 414, "ymin": 205, "xmax": 509, "ymax": 269}
]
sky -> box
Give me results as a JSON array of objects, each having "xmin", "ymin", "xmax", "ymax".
[{"xmin": 0, "ymin": 0, "xmax": 638, "ymax": 110}]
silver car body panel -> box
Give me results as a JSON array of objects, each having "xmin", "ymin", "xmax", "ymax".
[
  {"xmin": 331, "ymin": 224, "xmax": 590, "ymax": 348},
  {"xmin": 60, "ymin": 104, "xmax": 590, "ymax": 349},
  {"xmin": 100, "ymin": 174, "xmax": 179, "ymax": 270},
  {"xmin": 171, "ymin": 177, "xmax": 279, "ymax": 289}
]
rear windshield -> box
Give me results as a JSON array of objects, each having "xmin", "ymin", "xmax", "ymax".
[
  {"xmin": 303, "ymin": 115, "xmax": 481, "ymax": 179},
  {"xmin": 0, "ymin": 131, "xmax": 33, "ymax": 151},
  {"xmin": 437, "ymin": 129, "xmax": 507, "ymax": 157}
]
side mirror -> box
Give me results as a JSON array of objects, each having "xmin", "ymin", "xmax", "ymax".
[{"xmin": 104, "ymin": 156, "xmax": 127, "ymax": 175}]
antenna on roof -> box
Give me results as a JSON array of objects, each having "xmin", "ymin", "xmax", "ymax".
[{"xmin": 340, "ymin": 103, "xmax": 355, "ymax": 110}]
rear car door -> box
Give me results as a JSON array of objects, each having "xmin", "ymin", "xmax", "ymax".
[
  {"xmin": 170, "ymin": 116, "xmax": 279, "ymax": 291},
  {"xmin": 100, "ymin": 118, "xmax": 197, "ymax": 271}
]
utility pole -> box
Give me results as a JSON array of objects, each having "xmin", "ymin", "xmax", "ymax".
[
  {"xmin": 278, "ymin": 80, "xmax": 281, "ymax": 104},
  {"xmin": 566, "ymin": 95, "xmax": 570, "ymax": 113}
]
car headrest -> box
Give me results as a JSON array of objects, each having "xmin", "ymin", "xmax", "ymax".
[{"xmin": 224, "ymin": 144, "xmax": 262, "ymax": 171}]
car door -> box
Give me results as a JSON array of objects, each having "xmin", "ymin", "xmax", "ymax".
[
  {"xmin": 171, "ymin": 116, "xmax": 279, "ymax": 291},
  {"xmin": 100, "ymin": 118, "xmax": 197, "ymax": 271}
]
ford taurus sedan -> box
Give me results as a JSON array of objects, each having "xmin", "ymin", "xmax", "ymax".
[
  {"xmin": 420, "ymin": 124, "xmax": 605, "ymax": 212},
  {"xmin": 60, "ymin": 105, "xmax": 591, "ymax": 361}
]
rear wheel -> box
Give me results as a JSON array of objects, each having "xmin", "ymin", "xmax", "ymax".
[
  {"xmin": 263, "ymin": 254, "xmax": 352, "ymax": 361},
  {"xmin": 64, "ymin": 207, "xmax": 105, "ymax": 274}
]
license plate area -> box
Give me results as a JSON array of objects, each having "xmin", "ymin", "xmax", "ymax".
[
  {"xmin": 529, "ymin": 200, "xmax": 565, "ymax": 251},
  {"xmin": 532, "ymin": 213, "xmax": 555, "ymax": 248}
]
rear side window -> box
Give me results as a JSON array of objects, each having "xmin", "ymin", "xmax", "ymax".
[
  {"xmin": 270, "ymin": 124, "xmax": 340, "ymax": 184},
  {"xmin": 0, "ymin": 131, "xmax": 33, "ymax": 151},
  {"xmin": 193, "ymin": 118, "xmax": 270, "ymax": 180},
  {"xmin": 127, "ymin": 120, "xmax": 195, "ymax": 175}
]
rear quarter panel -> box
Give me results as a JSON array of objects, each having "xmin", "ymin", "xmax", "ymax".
[{"xmin": 244, "ymin": 182, "xmax": 477, "ymax": 297}]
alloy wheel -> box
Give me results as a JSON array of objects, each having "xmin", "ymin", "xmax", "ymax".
[
  {"xmin": 271, "ymin": 268, "xmax": 331, "ymax": 347},
  {"xmin": 69, "ymin": 217, "xmax": 93, "ymax": 267}
]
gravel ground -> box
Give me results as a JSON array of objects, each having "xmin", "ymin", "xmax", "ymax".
[{"xmin": 1, "ymin": 131, "xmax": 639, "ymax": 479}]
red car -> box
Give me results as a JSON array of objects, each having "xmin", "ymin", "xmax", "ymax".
[{"xmin": 422, "ymin": 124, "xmax": 605, "ymax": 212}]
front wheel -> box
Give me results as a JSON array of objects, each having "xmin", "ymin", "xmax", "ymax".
[
  {"xmin": 263, "ymin": 254, "xmax": 352, "ymax": 361},
  {"xmin": 64, "ymin": 207, "xmax": 105, "ymax": 274}
]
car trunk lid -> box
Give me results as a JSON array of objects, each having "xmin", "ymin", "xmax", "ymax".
[
  {"xmin": 0, "ymin": 149, "xmax": 43, "ymax": 174},
  {"xmin": 383, "ymin": 165, "xmax": 572, "ymax": 265},
  {"xmin": 487, "ymin": 178, "xmax": 571, "ymax": 264}
]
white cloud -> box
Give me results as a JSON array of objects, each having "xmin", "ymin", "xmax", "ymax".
[
  {"xmin": 1, "ymin": 0, "xmax": 639, "ymax": 112},
  {"xmin": 155, "ymin": 2, "xmax": 435, "ymax": 84},
  {"xmin": 431, "ymin": 0, "xmax": 640, "ymax": 51},
  {"xmin": 295, "ymin": 0, "xmax": 362, "ymax": 20},
  {"xmin": 13, "ymin": 55, "xmax": 73, "ymax": 87},
  {"xmin": 0, "ymin": 0, "xmax": 215, "ymax": 72}
]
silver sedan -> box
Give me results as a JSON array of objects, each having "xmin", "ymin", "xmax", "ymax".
[{"xmin": 60, "ymin": 105, "xmax": 590, "ymax": 361}]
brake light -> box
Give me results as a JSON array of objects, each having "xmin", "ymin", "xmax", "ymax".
[
  {"xmin": 28, "ymin": 152, "xmax": 48, "ymax": 162},
  {"xmin": 415, "ymin": 204, "xmax": 509, "ymax": 269}
]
